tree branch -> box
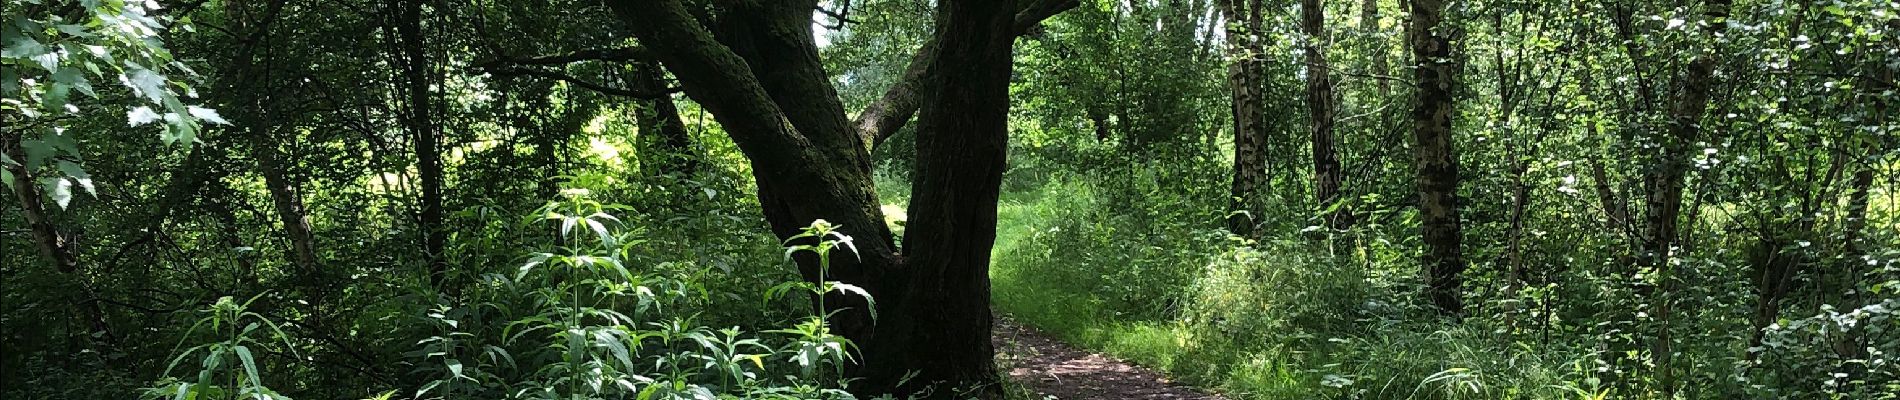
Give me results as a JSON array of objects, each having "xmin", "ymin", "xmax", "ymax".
[
  {"xmin": 471, "ymin": 47, "xmax": 654, "ymax": 70},
  {"xmin": 602, "ymin": 0, "xmax": 817, "ymax": 160},
  {"xmin": 815, "ymin": 1, "xmax": 858, "ymax": 30},
  {"xmin": 1014, "ymin": 0, "xmax": 1080, "ymax": 34},
  {"xmin": 481, "ymin": 67, "xmax": 681, "ymax": 99},
  {"xmin": 852, "ymin": 0, "xmax": 1080, "ymax": 151}
]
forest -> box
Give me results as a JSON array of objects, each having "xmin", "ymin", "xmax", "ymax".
[{"xmin": 1, "ymin": 0, "xmax": 1895, "ymax": 399}]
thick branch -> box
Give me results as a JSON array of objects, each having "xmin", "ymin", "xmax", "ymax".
[
  {"xmin": 851, "ymin": 39, "xmax": 938, "ymax": 150},
  {"xmin": 1014, "ymin": 0, "xmax": 1080, "ymax": 34},
  {"xmin": 852, "ymin": 0, "xmax": 1080, "ymax": 151},
  {"xmin": 602, "ymin": 0, "xmax": 850, "ymax": 197},
  {"xmin": 815, "ymin": 2, "xmax": 859, "ymax": 30}
]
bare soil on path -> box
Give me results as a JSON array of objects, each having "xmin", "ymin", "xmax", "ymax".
[{"xmin": 992, "ymin": 317, "xmax": 1226, "ymax": 400}]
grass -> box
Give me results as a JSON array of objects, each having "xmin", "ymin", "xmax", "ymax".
[
  {"xmin": 984, "ymin": 177, "xmax": 1603, "ymax": 400},
  {"xmin": 989, "ymin": 179, "xmax": 1194, "ymax": 380}
]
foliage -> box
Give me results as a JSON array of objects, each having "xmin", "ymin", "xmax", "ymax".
[
  {"xmin": 144, "ymin": 295, "xmax": 298, "ymax": 400},
  {"xmin": 2, "ymin": 0, "xmax": 222, "ymax": 206},
  {"xmin": 3, "ymin": 0, "xmax": 1897, "ymax": 399}
]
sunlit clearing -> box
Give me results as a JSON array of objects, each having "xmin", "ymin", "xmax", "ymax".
[{"xmin": 588, "ymin": 136, "xmax": 621, "ymax": 165}]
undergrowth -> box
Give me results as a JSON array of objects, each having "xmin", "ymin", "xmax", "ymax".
[{"xmin": 986, "ymin": 162, "xmax": 1899, "ymax": 400}]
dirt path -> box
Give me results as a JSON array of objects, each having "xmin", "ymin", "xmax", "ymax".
[{"xmin": 992, "ymin": 317, "xmax": 1225, "ymax": 400}]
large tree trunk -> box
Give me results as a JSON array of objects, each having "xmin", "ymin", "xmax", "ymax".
[
  {"xmin": 392, "ymin": 0, "xmax": 447, "ymax": 286},
  {"xmin": 1220, "ymin": 0, "xmax": 1268, "ymax": 237},
  {"xmin": 606, "ymin": 1, "xmax": 1072, "ymax": 397},
  {"xmin": 1642, "ymin": 0, "xmax": 1730, "ymax": 393},
  {"xmin": 866, "ymin": 3, "xmax": 1018, "ymax": 396},
  {"xmin": 1305, "ymin": 0, "xmax": 1349, "ymax": 231},
  {"xmin": 1407, "ymin": 0, "xmax": 1465, "ymax": 316}
]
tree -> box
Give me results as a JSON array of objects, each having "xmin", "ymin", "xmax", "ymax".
[
  {"xmin": 1220, "ymin": 0, "xmax": 1268, "ymax": 237},
  {"xmin": 215, "ymin": 0, "xmax": 323, "ymax": 278},
  {"xmin": 603, "ymin": 0, "xmax": 1075, "ymax": 396},
  {"xmin": 1305, "ymin": 0, "xmax": 1349, "ymax": 231},
  {"xmin": 631, "ymin": 61, "xmax": 699, "ymax": 174},
  {"xmin": 2, "ymin": 0, "xmax": 223, "ymax": 350},
  {"xmin": 1639, "ymin": 0, "xmax": 1728, "ymax": 392},
  {"xmin": 1407, "ymin": 0, "xmax": 1466, "ymax": 316},
  {"xmin": 391, "ymin": 0, "xmax": 448, "ymax": 286}
]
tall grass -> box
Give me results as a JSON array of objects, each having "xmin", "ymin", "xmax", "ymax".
[{"xmin": 987, "ymin": 175, "xmax": 1604, "ymax": 400}]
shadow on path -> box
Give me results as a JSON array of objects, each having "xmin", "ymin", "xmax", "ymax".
[{"xmin": 992, "ymin": 317, "xmax": 1224, "ymax": 400}]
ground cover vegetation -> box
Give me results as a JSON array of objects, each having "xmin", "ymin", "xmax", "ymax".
[{"xmin": 2, "ymin": 0, "xmax": 1895, "ymax": 399}]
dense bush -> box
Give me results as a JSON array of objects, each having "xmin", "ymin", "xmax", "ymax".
[{"xmin": 138, "ymin": 192, "xmax": 876, "ymax": 400}]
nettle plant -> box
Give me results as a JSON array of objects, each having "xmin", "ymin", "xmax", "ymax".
[
  {"xmin": 765, "ymin": 219, "xmax": 870, "ymax": 381},
  {"xmin": 143, "ymin": 295, "xmax": 297, "ymax": 400},
  {"xmin": 437, "ymin": 189, "xmax": 871, "ymax": 400}
]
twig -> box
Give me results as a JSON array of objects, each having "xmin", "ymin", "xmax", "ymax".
[
  {"xmin": 815, "ymin": 1, "xmax": 858, "ymax": 30},
  {"xmin": 482, "ymin": 67, "xmax": 681, "ymax": 99}
]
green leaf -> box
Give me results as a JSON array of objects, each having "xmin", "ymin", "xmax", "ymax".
[
  {"xmin": 585, "ymin": 219, "xmax": 613, "ymax": 247},
  {"xmin": 127, "ymin": 68, "xmax": 166, "ymax": 102},
  {"xmin": 47, "ymin": 177, "xmax": 73, "ymax": 209},
  {"xmin": 233, "ymin": 345, "xmax": 261, "ymax": 389},
  {"xmin": 31, "ymin": 51, "xmax": 59, "ymax": 73},
  {"xmin": 595, "ymin": 329, "xmax": 634, "ymax": 371},
  {"xmin": 21, "ymin": 139, "xmax": 52, "ymax": 170},
  {"xmin": 566, "ymin": 328, "xmax": 585, "ymax": 360},
  {"xmin": 416, "ymin": 380, "xmax": 442, "ymax": 398},
  {"xmin": 2, "ymin": 35, "xmax": 46, "ymax": 59},
  {"xmin": 53, "ymin": 24, "xmax": 93, "ymax": 38},
  {"xmin": 829, "ymin": 282, "xmax": 876, "ymax": 319},
  {"xmin": 55, "ymin": 161, "xmax": 93, "ymax": 194},
  {"xmin": 517, "ymin": 253, "xmax": 551, "ymax": 281},
  {"xmin": 187, "ymin": 106, "xmax": 228, "ymax": 125},
  {"xmin": 42, "ymin": 82, "xmax": 70, "ymax": 110},
  {"xmin": 129, "ymin": 106, "xmax": 160, "ymax": 126},
  {"xmin": 445, "ymin": 359, "xmax": 464, "ymax": 378},
  {"xmin": 53, "ymin": 67, "xmax": 93, "ymax": 97},
  {"xmin": 161, "ymin": 119, "xmax": 199, "ymax": 145}
]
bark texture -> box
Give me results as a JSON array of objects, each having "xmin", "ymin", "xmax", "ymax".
[
  {"xmin": 3, "ymin": 136, "xmax": 113, "ymax": 343},
  {"xmin": 1304, "ymin": 0, "xmax": 1349, "ymax": 230},
  {"xmin": 605, "ymin": 0, "xmax": 1074, "ymax": 397},
  {"xmin": 225, "ymin": 0, "xmax": 321, "ymax": 277},
  {"xmin": 1407, "ymin": 0, "xmax": 1465, "ymax": 316},
  {"xmin": 1219, "ymin": 0, "xmax": 1268, "ymax": 237},
  {"xmin": 392, "ymin": 0, "xmax": 447, "ymax": 285},
  {"xmin": 871, "ymin": 2, "xmax": 1019, "ymax": 395},
  {"xmin": 1642, "ymin": 0, "xmax": 1730, "ymax": 393},
  {"xmin": 853, "ymin": 0, "xmax": 1079, "ymax": 152}
]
